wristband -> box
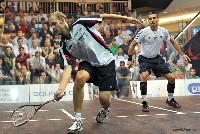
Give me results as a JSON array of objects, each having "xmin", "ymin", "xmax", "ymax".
[{"xmin": 128, "ymin": 55, "xmax": 132, "ymax": 61}]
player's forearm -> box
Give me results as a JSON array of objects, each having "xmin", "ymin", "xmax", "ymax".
[
  {"xmin": 59, "ymin": 65, "xmax": 72, "ymax": 91},
  {"xmin": 128, "ymin": 40, "xmax": 137, "ymax": 56},
  {"xmin": 100, "ymin": 14, "xmax": 129, "ymax": 20},
  {"xmin": 170, "ymin": 39, "xmax": 184, "ymax": 55}
]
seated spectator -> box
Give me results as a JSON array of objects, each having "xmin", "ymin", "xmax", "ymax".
[
  {"xmin": 46, "ymin": 53, "xmax": 55, "ymax": 73},
  {"xmin": 29, "ymin": 40, "xmax": 42, "ymax": 57},
  {"xmin": 26, "ymin": 10, "xmax": 37, "ymax": 24},
  {"xmin": 0, "ymin": 57, "xmax": 15, "ymax": 85},
  {"xmin": 120, "ymin": 35, "xmax": 131, "ymax": 55},
  {"xmin": 84, "ymin": 6, "xmax": 95, "ymax": 16},
  {"xmin": 15, "ymin": 65, "xmax": 31, "ymax": 85},
  {"xmin": 114, "ymin": 46, "xmax": 128, "ymax": 68},
  {"xmin": 11, "ymin": 30, "xmax": 27, "ymax": 46},
  {"xmin": 174, "ymin": 67, "xmax": 185, "ymax": 79},
  {"xmin": 16, "ymin": 46, "xmax": 30, "ymax": 71},
  {"xmin": 27, "ymin": 32, "xmax": 41, "ymax": 49},
  {"xmin": 121, "ymin": 22, "xmax": 132, "ymax": 37},
  {"xmin": 168, "ymin": 51, "xmax": 185, "ymax": 68},
  {"xmin": 73, "ymin": 6, "xmax": 84, "ymax": 21},
  {"xmin": 129, "ymin": 60, "xmax": 140, "ymax": 81},
  {"xmin": 103, "ymin": 30, "xmax": 113, "ymax": 45},
  {"xmin": 13, "ymin": 37, "xmax": 28, "ymax": 57},
  {"xmin": 30, "ymin": 51, "xmax": 46, "ymax": 83},
  {"xmin": 36, "ymin": 71, "xmax": 49, "ymax": 84},
  {"xmin": 4, "ymin": 24, "xmax": 16, "ymax": 34},
  {"xmin": 0, "ymin": 35, "xmax": 13, "ymax": 55},
  {"xmin": 109, "ymin": 38, "xmax": 119, "ymax": 55},
  {"xmin": 42, "ymin": 39, "xmax": 54, "ymax": 59},
  {"xmin": 36, "ymin": 8, "xmax": 48, "ymax": 23},
  {"xmin": 185, "ymin": 59, "xmax": 192, "ymax": 75},
  {"xmin": 116, "ymin": 61, "xmax": 131, "ymax": 98},
  {"xmin": 2, "ymin": 46, "xmax": 15, "ymax": 79},
  {"xmin": 186, "ymin": 68, "xmax": 200, "ymax": 79},
  {"xmin": 115, "ymin": 29, "xmax": 123, "ymax": 46},
  {"xmin": 171, "ymin": 59, "xmax": 186, "ymax": 74},
  {"xmin": 49, "ymin": 63, "xmax": 63, "ymax": 83}
]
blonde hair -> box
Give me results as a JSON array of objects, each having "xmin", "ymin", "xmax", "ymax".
[{"xmin": 50, "ymin": 11, "xmax": 66, "ymax": 20}]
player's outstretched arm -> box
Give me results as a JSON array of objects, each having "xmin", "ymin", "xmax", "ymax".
[
  {"xmin": 54, "ymin": 65, "xmax": 72, "ymax": 101},
  {"xmin": 99, "ymin": 14, "xmax": 141, "ymax": 24},
  {"xmin": 170, "ymin": 38, "xmax": 191, "ymax": 61}
]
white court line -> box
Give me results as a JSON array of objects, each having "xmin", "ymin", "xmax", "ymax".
[
  {"xmin": 116, "ymin": 99, "xmax": 179, "ymax": 113},
  {"xmin": 137, "ymin": 115, "xmax": 149, "ymax": 117},
  {"xmin": 193, "ymin": 112, "xmax": 200, "ymax": 114},
  {"xmin": 60, "ymin": 109, "xmax": 74, "ymax": 119},
  {"xmin": 116, "ymin": 116, "xmax": 128, "ymax": 118},
  {"xmin": 48, "ymin": 119, "xmax": 62, "ymax": 121},
  {"xmin": 156, "ymin": 114, "xmax": 168, "ymax": 116},
  {"xmin": 38, "ymin": 110, "xmax": 49, "ymax": 112}
]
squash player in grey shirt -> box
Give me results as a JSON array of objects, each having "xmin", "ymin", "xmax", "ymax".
[
  {"xmin": 128, "ymin": 12, "xmax": 190, "ymax": 112},
  {"xmin": 50, "ymin": 11, "xmax": 141, "ymax": 133}
]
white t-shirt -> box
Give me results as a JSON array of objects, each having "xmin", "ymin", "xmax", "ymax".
[{"xmin": 134, "ymin": 26, "xmax": 170, "ymax": 58}]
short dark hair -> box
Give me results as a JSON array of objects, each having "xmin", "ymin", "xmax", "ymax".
[
  {"xmin": 148, "ymin": 12, "xmax": 159, "ymax": 17},
  {"xmin": 120, "ymin": 61, "xmax": 125, "ymax": 65}
]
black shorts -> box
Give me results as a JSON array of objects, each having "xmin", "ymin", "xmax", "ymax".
[
  {"xmin": 138, "ymin": 55, "xmax": 171, "ymax": 77},
  {"xmin": 78, "ymin": 60, "xmax": 118, "ymax": 91}
]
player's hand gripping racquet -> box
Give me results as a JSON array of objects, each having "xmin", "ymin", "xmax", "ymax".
[{"xmin": 11, "ymin": 91, "xmax": 66, "ymax": 127}]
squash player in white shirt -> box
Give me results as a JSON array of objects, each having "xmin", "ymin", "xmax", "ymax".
[
  {"xmin": 128, "ymin": 12, "xmax": 190, "ymax": 112},
  {"xmin": 50, "ymin": 11, "xmax": 141, "ymax": 133}
]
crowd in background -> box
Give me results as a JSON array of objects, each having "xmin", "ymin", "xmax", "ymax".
[{"xmin": 0, "ymin": 4, "xmax": 199, "ymax": 88}]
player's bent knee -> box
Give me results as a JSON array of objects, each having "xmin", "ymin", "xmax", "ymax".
[{"xmin": 140, "ymin": 72, "xmax": 149, "ymax": 80}]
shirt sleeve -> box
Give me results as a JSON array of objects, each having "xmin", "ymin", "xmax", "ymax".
[
  {"xmin": 134, "ymin": 29, "xmax": 144, "ymax": 43},
  {"xmin": 163, "ymin": 28, "xmax": 171, "ymax": 41},
  {"xmin": 59, "ymin": 41, "xmax": 75, "ymax": 69},
  {"xmin": 75, "ymin": 14, "xmax": 102, "ymax": 28}
]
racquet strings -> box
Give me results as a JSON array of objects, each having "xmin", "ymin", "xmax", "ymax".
[{"xmin": 11, "ymin": 106, "xmax": 35, "ymax": 126}]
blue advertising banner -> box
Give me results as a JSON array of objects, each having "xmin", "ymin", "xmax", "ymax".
[{"xmin": 191, "ymin": 26, "xmax": 200, "ymax": 37}]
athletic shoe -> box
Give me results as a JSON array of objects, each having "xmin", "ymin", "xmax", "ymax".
[
  {"xmin": 142, "ymin": 101, "xmax": 149, "ymax": 112},
  {"xmin": 96, "ymin": 109, "xmax": 109, "ymax": 123},
  {"xmin": 67, "ymin": 120, "xmax": 83, "ymax": 134},
  {"xmin": 166, "ymin": 98, "xmax": 181, "ymax": 108}
]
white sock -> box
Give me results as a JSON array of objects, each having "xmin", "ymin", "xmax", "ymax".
[
  {"xmin": 142, "ymin": 95, "xmax": 147, "ymax": 102},
  {"xmin": 168, "ymin": 93, "xmax": 173, "ymax": 101},
  {"xmin": 74, "ymin": 112, "xmax": 81, "ymax": 121}
]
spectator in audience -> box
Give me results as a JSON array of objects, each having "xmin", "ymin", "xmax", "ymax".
[
  {"xmin": 111, "ymin": 6, "xmax": 118, "ymax": 14},
  {"xmin": 171, "ymin": 59, "xmax": 186, "ymax": 74},
  {"xmin": 186, "ymin": 68, "xmax": 200, "ymax": 79},
  {"xmin": 26, "ymin": 27, "xmax": 36, "ymax": 39},
  {"xmin": 116, "ymin": 61, "xmax": 131, "ymax": 98},
  {"xmin": 168, "ymin": 51, "xmax": 185, "ymax": 67},
  {"xmin": 50, "ymin": 63, "xmax": 63, "ymax": 83},
  {"xmin": 27, "ymin": 32, "xmax": 41, "ymax": 49},
  {"xmin": 0, "ymin": 57, "xmax": 15, "ymax": 85},
  {"xmin": 110, "ymin": 23, "xmax": 118, "ymax": 37},
  {"xmin": 73, "ymin": 6, "xmax": 84, "ymax": 21},
  {"xmin": 84, "ymin": 5, "xmax": 95, "ymax": 16},
  {"xmin": 121, "ymin": 22, "xmax": 133, "ymax": 37},
  {"xmin": 115, "ymin": 46, "xmax": 128, "ymax": 68},
  {"xmin": 27, "ymin": 18, "xmax": 37, "ymax": 34},
  {"xmin": 63, "ymin": 6, "xmax": 74, "ymax": 23},
  {"xmin": 13, "ymin": 37, "xmax": 28, "ymax": 57},
  {"xmin": 36, "ymin": 71, "xmax": 49, "ymax": 84},
  {"xmin": 4, "ymin": 6, "xmax": 11, "ymax": 22},
  {"xmin": 104, "ymin": 19, "xmax": 112, "ymax": 31},
  {"xmin": 120, "ymin": 35, "xmax": 130, "ymax": 55},
  {"xmin": 11, "ymin": 30, "xmax": 27, "ymax": 46},
  {"xmin": 26, "ymin": 9, "xmax": 37, "ymax": 24},
  {"xmin": 174, "ymin": 67, "xmax": 185, "ymax": 79},
  {"xmin": 103, "ymin": 30, "xmax": 113, "ymax": 45},
  {"xmin": 4, "ymin": 24, "xmax": 16, "ymax": 34},
  {"xmin": 184, "ymin": 59, "xmax": 192, "ymax": 74},
  {"xmin": 121, "ymin": 6, "xmax": 130, "ymax": 16},
  {"xmin": 97, "ymin": 7, "xmax": 104, "ymax": 14},
  {"xmin": 97, "ymin": 26, "xmax": 105, "ymax": 36},
  {"xmin": 16, "ymin": 46, "xmax": 30, "ymax": 71},
  {"xmin": 39, "ymin": 29, "xmax": 53, "ymax": 47},
  {"xmin": 46, "ymin": 53, "xmax": 55, "ymax": 74},
  {"xmin": 115, "ymin": 29, "xmax": 123, "ymax": 46},
  {"xmin": 109, "ymin": 38, "xmax": 119, "ymax": 55},
  {"xmin": 15, "ymin": 65, "xmax": 31, "ymax": 85},
  {"xmin": 29, "ymin": 40, "xmax": 42, "ymax": 57},
  {"xmin": 30, "ymin": 51, "xmax": 46, "ymax": 83},
  {"xmin": 17, "ymin": 17, "xmax": 28, "ymax": 35},
  {"xmin": 42, "ymin": 39, "xmax": 54, "ymax": 58},
  {"xmin": 130, "ymin": 59, "xmax": 140, "ymax": 81},
  {"xmin": 5, "ymin": 18, "xmax": 16, "ymax": 31},
  {"xmin": 0, "ymin": 35, "xmax": 14, "ymax": 55},
  {"xmin": 36, "ymin": 8, "xmax": 48, "ymax": 23},
  {"xmin": 2, "ymin": 46, "xmax": 15, "ymax": 79}
]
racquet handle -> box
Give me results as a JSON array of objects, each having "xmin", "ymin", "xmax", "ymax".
[{"xmin": 52, "ymin": 91, "xmax": 67, "ymax": 102}]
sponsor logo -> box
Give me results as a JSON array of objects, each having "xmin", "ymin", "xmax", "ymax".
[
  {"xmin": 188, "ymin": 83, "xmax": 200, "ymax": 94},
  {"xmin": 33, "ymin": 91, "xmax": 55, "ymax": 96}
]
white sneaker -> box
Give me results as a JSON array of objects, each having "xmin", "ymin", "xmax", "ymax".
[{"xmin": 67, "ymin": 120, "xmax": 83, "ymax": 134}]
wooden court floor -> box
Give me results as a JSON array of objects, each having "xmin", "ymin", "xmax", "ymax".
[{"xmin": 0, "ymin": 96, "xmax": 199, "ymax": 134}]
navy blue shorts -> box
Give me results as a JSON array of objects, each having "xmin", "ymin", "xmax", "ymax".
[
  {"xmin": 78, "ymin": 60, "xmax": 118, "ymax": 91},
  {"xmin": 138, "ymin": 55, "xmax": 171, "ymax": 77}
]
